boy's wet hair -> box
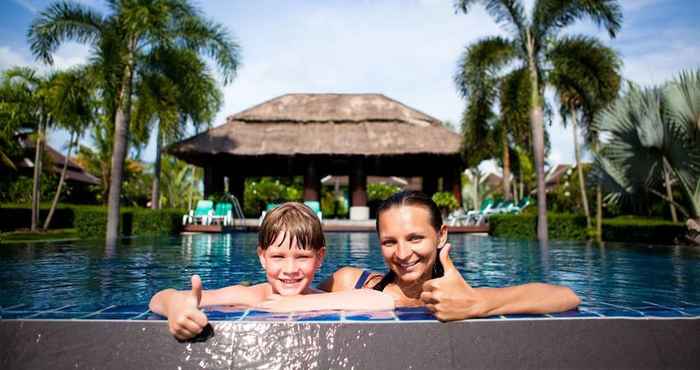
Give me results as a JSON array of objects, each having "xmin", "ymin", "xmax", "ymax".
[{"xmin": 259, "ymin": 202, "xmax": 325, "ymax": 250}]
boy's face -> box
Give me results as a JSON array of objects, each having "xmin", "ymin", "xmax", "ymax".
[{"xmin": 258, "ymin": 231, "xmax": 325, "ymax": 296}]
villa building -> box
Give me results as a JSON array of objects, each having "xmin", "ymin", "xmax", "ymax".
[{"xmin": 167, "ymin": 93, "xmax": 463, "ymax": 219}]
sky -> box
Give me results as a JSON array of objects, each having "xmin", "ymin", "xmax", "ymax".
[{"xmin": 1, "ymin": 0, "xmax": 699, "ymax": 174}]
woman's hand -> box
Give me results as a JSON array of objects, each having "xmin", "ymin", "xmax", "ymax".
[
  {"xmin": 166, "ymin": 275, "xmax": 209, "ymax": 340},
  {"xmin": 420, "ymin": 244, "xmax": 489, "ymax": 321}
]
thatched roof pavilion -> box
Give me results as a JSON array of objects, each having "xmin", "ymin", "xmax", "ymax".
[{"xmin": 168, "ymin": 93, "xmax": 463, "ymax": 218}]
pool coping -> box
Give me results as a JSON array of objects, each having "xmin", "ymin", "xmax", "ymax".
[{"xmin": 2, "ymin": 317, "xmax": 699, "ymax": 369}]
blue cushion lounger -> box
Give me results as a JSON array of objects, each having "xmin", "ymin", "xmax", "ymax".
[
  {"xmin": 303, "ymin": 201, "xmax": 323, "ymax": 221},
  {"xmin": 183, "ymin": 200, "xmax": 214, "ymax": 225},
  {"xmin": 211, "ymin": 202, "xmax": 233, "ymax": 226}
]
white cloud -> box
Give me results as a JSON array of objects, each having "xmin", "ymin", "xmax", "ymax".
[{"xmin": 0, "ymin": 47, "xmax": 27, "ymax": 70}]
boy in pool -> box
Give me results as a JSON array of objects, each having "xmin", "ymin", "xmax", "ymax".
[{"xmin": 150, "ymin": 202, "xmax": 393, "ymax": 340}]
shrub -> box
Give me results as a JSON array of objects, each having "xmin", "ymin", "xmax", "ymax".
[
  {"xmin": 489, "ymin": 213, "xmax": 587, "ymax": 240},
  {"xmin": 0, "ymin": 204, "xmax": 76, "ymax": 231},
  {"xmin": 602, "ymin": 217, "xmax": 685, "ymax": 244},
  {"xmin": 132, "ymin": 209, "xmax": 183, "ymax": 236},
  {"xmin": 74, "ymin": 207, "xmax": 182, "ymax": 239},
  {"xmin": 367, "ymin": 183, "xmax": 401, "ymax": 202},
  {"xmin": 432, "ymin": 192, "xmax": 459, "ymax": 211}
]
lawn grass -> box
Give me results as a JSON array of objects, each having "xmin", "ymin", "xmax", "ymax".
[{"xmin": 0, "ymin": 228, "xmax": 78, "ymax": 244}]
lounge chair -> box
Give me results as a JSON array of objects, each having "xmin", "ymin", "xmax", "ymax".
[
  {"xmin": 211, "ymin": 202, "xmax": 233, "ymax": 226},
  {"xmin": 507, "ymin": 196, "xmax": 531, "ymax": 214},
  {"xmin": 259, "ymin": 203, "xmax": 280, "ymax": 225},
  {"xmin": 303, "ymin": 201, "xmax": 323, "ymax": 221},
  {"xmin": 183, "ymin": 200, "xmax": 214, "ymax": 225}
]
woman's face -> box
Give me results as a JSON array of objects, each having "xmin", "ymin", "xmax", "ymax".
[{"xmin": 377, "ymin": 205, "xmax": 447, "ymax": 286}]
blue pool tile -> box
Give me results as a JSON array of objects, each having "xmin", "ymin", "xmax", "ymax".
[
  {"xmin": 102, "ymin": 305, "xmax": 149, "ymax": 314},
  {"xmin": 642, "ymin": 309, "xmax": 686, "ymax": 317},
  {"xmin": 344, "ymin": 310, "xmax": 396, "ymax": 321},
  {"xmin": 502, "ymin": 313, "xmax": 548, "ymax": 319},
  {"xmin": 549, "ymin": 310, "xmax": 600, "ymax": 318},
  {"xmin": 395, "ymin": 307, "xmax": 436, "ymax": 321},
  {"xmin": 1, "ymin": 311, "xmax": 34, "ymax": 319},
  {"xmin": 82, "ymin": 312, "xmax": 137, "ymax": 320},
  {"xmin": 204, "ymin": 307, "xmax": 247, "ymax": 321},
  {"xmin": 144, "ymin": 312, "xmax": 166, "ymax": 320},
  {"xmin": 53, "ymin": 304, "xmax": 105, "ymax": 313},
  {"xmin": 292, "ymin": 311, "xmax": 342, "ymax": 322},
  {"xmin": 242, "ymin": 310, "xmax": 291, "ymax": 321},
  {"xmin": 681, "ymin": 307, "xmax": 700, "ymax": 316},
  {"xmin": 26, "ymin": 312, "xmax": 85, "ymax": 319},
  {"xmin": 595, "ymin": 309, "xmax": 644, "ymax": 318}
]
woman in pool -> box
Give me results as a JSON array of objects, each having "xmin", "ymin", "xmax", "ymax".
[{"xmin": 319, "ymin": 190, "xmax": 581, "ymax": 321}]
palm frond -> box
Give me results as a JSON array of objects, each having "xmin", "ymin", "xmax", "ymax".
[
  {"xmin": 28, "ymin": 1, "xmax": 104, "ymax": 64},
  {"xmin": 533, "ymin": 0, "xmax": 622, "ymax": 43},
  {"xmin": 455, "ymin": 0, "xmax": 527, "ymax": 40},
  {"xmin": 454, "ymin": 36, "xmax": 517, "ymax": 99}
]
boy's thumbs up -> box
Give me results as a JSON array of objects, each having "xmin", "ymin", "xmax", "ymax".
[{"xmin": 191, "ymin": 274, "xmax": 203, "ymax": 308}]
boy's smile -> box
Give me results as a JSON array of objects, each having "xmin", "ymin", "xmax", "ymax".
[{"xmin": 258, "ymin": 231, "xmax": 325, "ymax": 296}]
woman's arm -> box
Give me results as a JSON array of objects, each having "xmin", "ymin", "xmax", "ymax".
[
  {"xmin": 420, "ymin": 245, "xmax": 580, "ymax": 321},
  {"xmin": 255, "ymin": 289, "xmax": 395, "ymax": 313}
]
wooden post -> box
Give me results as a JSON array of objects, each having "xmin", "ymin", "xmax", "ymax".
[
  {"xmin": 204, "ymin": 166, "xmax": 224, "ymax": 199},
  {"xmin": 422, "ymin": 175, "xmax": 438, "ymax": 198},
  {"xmin": 443, "ymin": 170, "xmax": 463, "ymax": 207},
  {"xmin": 349, "ymin": 160, "xmax": 367, "ymax": 207},
  {"xmin": 228, "ymin": 174, "xmax": 245, "ymax": 210},
  {"xmin": 303, "ymin": 159, "xmax": 321, "ymax": 201}
]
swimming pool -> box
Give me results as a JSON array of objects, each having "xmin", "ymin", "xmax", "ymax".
[{"xmin": 1, "ymin": 232, "xmax": 699, "ymax": 319}]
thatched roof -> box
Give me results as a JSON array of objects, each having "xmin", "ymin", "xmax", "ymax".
[{"xmin": 168, "ymin": 94, "xmax": 461, "ymax": 161}]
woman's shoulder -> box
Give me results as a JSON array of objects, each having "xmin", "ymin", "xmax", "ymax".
[{"xmin": 319, "ymin": 266, "xmax": 381, "ymax": 291}]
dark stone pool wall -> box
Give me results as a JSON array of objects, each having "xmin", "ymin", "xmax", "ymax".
[{"xmin": 2, "ymin": 318, "xmax": 699, "ymax": 369}]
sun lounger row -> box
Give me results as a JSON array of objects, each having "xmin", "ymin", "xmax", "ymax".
[
  {"xmin": 447, "ymin": 197, "xmax": 531, "ymax": 226},
  {"xmin": 183, "ymin": 200, "xmax": 235, "ymax": 226}
]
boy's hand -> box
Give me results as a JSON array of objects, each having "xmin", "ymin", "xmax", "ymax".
[
  {"xmin": 167, "ymin": 275, "xmax": 208, "ymax": 340},
  {"xmin": 420, "ymin": 244, "xmax": 488, "ymax": 321}
]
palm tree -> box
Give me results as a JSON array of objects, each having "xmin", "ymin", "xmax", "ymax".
[
  {"xmin": 455, "ymin": 0, "xmax": 622, "ymax": 241},
  {"xmin": 43, "ymin": 67, "xmax": 96, "ymax": 230},
  {"xmin": 29, "ymin": 0, "xmax": 240, "ymax": 243},
  {"xmin": 548, "ymin": 36, "xmax": 622, "ymax": 229},
  {"xmin": 132, "ymin": 47, "xmax": 222, "ymax": 209},
  {"xmin": 0, "ymin": 67, "xmax": 55, "ymax": 231},
  {"xmin": 594, "ymin": 70, "xmax": 700, "ymax": 241}
]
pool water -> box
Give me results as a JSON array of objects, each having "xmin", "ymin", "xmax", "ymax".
[{"xmin": 1, "ymin": 233, "xmax": 699, "ymax": 319}]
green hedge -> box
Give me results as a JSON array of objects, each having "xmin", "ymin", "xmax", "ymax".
[
  {"xmin": 0, "ymin": 204, "xmax": 183, "ymax": 238},
  {"xmin": 0, "ymin": 205, "xmax": 76, "ymax": 231},
  {"xmin": 488, "ymin": 213, "xmax": 587, "ymax": 241},
  {"xmin": 602, "ymin": 217, "xmax": 685, "ymax": 244},
  {"xmin": 74, "ymin": 207, "xmax": 183, "ymax": 239},
  {"xmin": 489, "ymin": 213, "xmax": 684, "ymax": 244}
]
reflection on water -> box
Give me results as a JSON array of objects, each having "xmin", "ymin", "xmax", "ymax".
[{"xmin": 0, "ymin": 233, "xmax": 699, "ymax": 310}]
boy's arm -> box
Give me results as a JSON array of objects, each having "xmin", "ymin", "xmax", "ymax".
[
  {"xmin": 255, "ymin": 289, "xmax": 395, "ymax": 313},
  {"xmin": 149, "ymin": 276, "xmax": 267, "ymax": 340}
]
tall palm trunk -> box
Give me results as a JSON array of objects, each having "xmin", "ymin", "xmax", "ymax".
[
  {"xmin": 151, "ymin": 122, "xmax": 162, "ymax": 209},
  {"xmin": 501, "ymin": 129, "xmax": 512, "ymax": 201},
  {"xmin": 570, "ymin": 107, "xmax": 591, "ymax": 227},
  {"xmin": 44, "ymin": 132, "xmax": 75, "ymax": 230},
  {"xmin": 663, "ymin": 159, "xmax": 678, "ymax": 222},
  {"xmin": 106, "ymin": 47, "xmax": 135, "ymax": 244},
  {"xmin": 596, "ymin": 183, "xmax": 603, "ymax": 242},
  {"xmin": 527, "ymin": 31, "xmax": 548, "ymax": 242},
  {"xmin": 31, "ymin": 121, "xmax": 45, "ymax": 232}
]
